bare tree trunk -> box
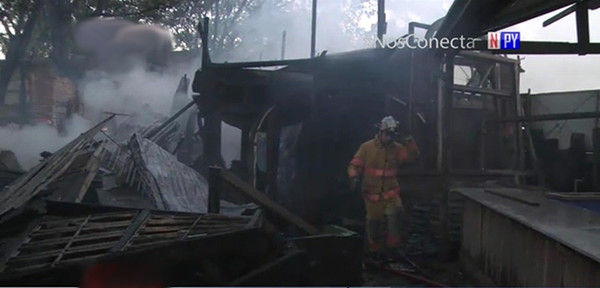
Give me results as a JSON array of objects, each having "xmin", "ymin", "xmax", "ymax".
[
  {"xmin": 0, "ymin": 1, "xmax": 41, "ymax": 105},
  {"xmin": 48, "ymin": 0, "xmax": 75, "ymax": 77}
]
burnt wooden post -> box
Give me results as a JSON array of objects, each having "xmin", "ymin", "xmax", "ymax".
[
  {"xmin": 241, "ymin": 123, "xmax": 251, "ymax": 169},
  {"xmin": 440, "ymin": 53, "xmax": 454, "ymax": 260},
  {"xmin": 205, "ymin": 111, "xmax": 222, "ymax": 167},
  {"xmin": 594, "ymin": 128, "xmax": 600, "ymax": 191},
  {"xmin": 266, "ymin": 110, "xmax": 282, "ymax": 201},
  {"xmin": 208, "ymin": 166, "xmax": 221, "ymax": 214}
]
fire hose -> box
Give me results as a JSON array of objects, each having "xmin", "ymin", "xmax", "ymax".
[{"xmin": 364, "ymin": 259, "xmax": 448, "ymax": 287}]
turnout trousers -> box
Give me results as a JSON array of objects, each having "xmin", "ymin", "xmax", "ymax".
[{"xmin": 364, "ymin": 195, "xmax": 403, "ymax": 253}]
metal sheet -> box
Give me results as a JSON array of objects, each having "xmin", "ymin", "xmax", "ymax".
[{"xmin": 456, "ymin": 187, "xmax": 600, "ymax": 286}]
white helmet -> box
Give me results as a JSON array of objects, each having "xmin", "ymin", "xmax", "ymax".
[{"xmin": 376, "ymin": 116, "xmax": 399, "ymax": 132}]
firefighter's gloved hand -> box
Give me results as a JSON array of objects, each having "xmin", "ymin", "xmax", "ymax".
[{"xmin": 349, "ymin": 178, "xmax": 360, "ymax": 192}]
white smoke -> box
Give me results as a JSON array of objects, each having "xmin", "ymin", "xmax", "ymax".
[
  {"xmin": 0, "ymin": 115, "xmax": 92, "ymax": 169},
  {"xmin": 79, "ymin": 67, "xmax": 186, "ymax": 121}
]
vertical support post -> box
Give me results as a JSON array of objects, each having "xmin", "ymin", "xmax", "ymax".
[
  {"xmin": 208, "ymin": 166, "xmax": 221, "ymax": 214},
  {"xmin": 576, "ymin": 1, "xmax": 590, "ymax": 55},
  {"xmin": 408, "ymin": 50, "xmax": 415, "ymax": 131},
  {"xmin": 480, "ymin": 103, "xmax": 486, "ymax": 170},
  {"xmin": 281, "ymin": 31, "xmax": 287, "ymax": 60},
  {"xmin": 440, "ymin": 53, "xmax": 454, "ymax": 260},
  {"xmin": 436, "ymin": 62, "xmax": 444, "ymax": 171},
  {"xmin": 204, "ymin": 112, "xmax": 222, "ymax": 167},
  {"xmin": 594, "ymin": 128, "xmax": 600, "ymax": 191},
  {"xmin": 200, "ymin": 17, "xmax": 210, "ymax": 66},
  {"xmin": 311, "ymin": 0, "xmax": 317, "ymax": 58},
  {"xmin": 515, "ymin": 61, "xmax": 525, "ymax": 175},
  {"xmin": 266, "ymin": 110, "xmax": 281, "ymax": 201},
  {"xmin": 377, "ymin": 0, "xmax": 386, "ymax": 42},
  {"xmin": 443, "ymin": 55, "xmax": 454, "ymax": 173},
  {"xmin": 214, "ymin": 0, "xmax": 220, "ymax": 47},
  {"xmin": 594, "ymin": 92, "xmax": 600, "ymax": 128},
  {"xmin": 241, "ymin": 124, "xmax": 251, "ymax": 169}
]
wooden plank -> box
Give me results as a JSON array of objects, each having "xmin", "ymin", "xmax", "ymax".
[
  {"xmin": 546, "ymin": 192, "xmax": 600, "ymax": 201},
  {"xmin": 246, "ymin": 209, "xmax": 263, "ymax": 229},
  {"xmin": 189, "ymin": 222, "xmax": 248, "ymax": 230},
  {"xmin": 182, "ymin": 215, "xmax": 202, "ymax": 238},
  {"xmin": 31, "ymin": 222, "xmax": 131, "ymax": 236},
  {"xmin": 484, "ymin": 189, "xmax": 541, "ymax": 206},
  {"xmin": 229, "ymin": 249, "xmax": 307, "ymax": 286},
  {"xmin": 220, "ymin": 169, "xmax": 319, "ymax": 235},
  {"xmin": 110, "ymin": 210, "xmax": 150, "ymax": 252},
  {"xmin": 51, "ymin": 215, "xmax": 91, "ymax": 266},
  {"xmin": 21, "ymin": 231, "xmax": 124, "ymax": 249},
  {"xmin": 8, "ymin": 242, "xmax": 116, "ymax": 263},
  {"xmin": 75, "ymin": 143, "xmax": 105, "ymax": 202},
  {"xmin": 144, "ymin": 219, "xmax": 196, "ymax": 225},
  {"xmin": 138, "ymin": 225, "xmax": 190, "ymax": 233},
  {"xmin": 131, "ymin": 232, "xmax": 183, "ymax": 242}
]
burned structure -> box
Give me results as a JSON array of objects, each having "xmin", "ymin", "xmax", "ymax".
[
  {"xmin": 192, "ymin": 17, "xmax": 523, "ymax": 249},
  {"xmin": 2, "ymin": 0, "xmax": 600, "ymax": 286}
]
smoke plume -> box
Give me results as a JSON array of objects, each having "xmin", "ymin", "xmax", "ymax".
[{"xmin": 0, "ymin": 115, "xmax": 92, "ymax": 169}]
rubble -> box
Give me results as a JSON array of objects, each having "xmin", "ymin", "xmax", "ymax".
[{"xmin": 0, "ymin": 96, "xmax": 362, "ymax": 285}]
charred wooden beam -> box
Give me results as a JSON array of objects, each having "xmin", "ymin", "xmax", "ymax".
[
  {"xmin": 229, "ymin": 249, "xmax": 309, "ymax": 286},
  {"xmin": 218, "ymin": 169, "xmax": 319, "ymax": 235},
  {"xmin": 208, "ymin": 167, "xmax": 221, "ymax": 214},
  {"xmin": 266, "ymin": 111, "xmax": 282, "ymax": 201},
  {"xmin": 241, "ymin": 124, "xmax": 252, "ymax": 168},
  {"xmin": 453, "ymin": 85, "xmax": 511, "ymax": 97},
  {"xmin": 492, "ymin": 111, "xmax": 600, "ymax": 123},
  {"xmin": 145, "ymin": 100, "xmax": 195, "ymax": 141}
]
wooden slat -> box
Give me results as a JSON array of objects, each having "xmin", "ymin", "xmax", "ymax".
[
  {"xmin": 31, "ymin": 222, "xmax": 131, "ymax": 236},
  {"xmin": 20, "ymin": 231, "xmax": 124, "ymax": 249},
  {"xmin": 138, "ymin": 225, "xmax": 190, "ymax": 233},
  {"xmin": 182, "ymin": 215, "xmax": 203, "ymax": 238},
  {"xmin": 51, "ymin": 215, "xmax": 91, "ymax": 266},
  {"xmin": 7, "ymin": 242, "xmax": 116, "ymax": 263},
  {"xmin": 220, "ymin": 169, "xmax": 319, "ymax": 235},
  {"xmin": 75, "ymin": 143, "xmax": 106, "ymax": 202},
  {"xmin": 189, "ymin": 223, "xmax": 248, "ymax": 230},
  {"xmin": 111, "ymin": 210, "xmax": 150, "ymax": 252}
]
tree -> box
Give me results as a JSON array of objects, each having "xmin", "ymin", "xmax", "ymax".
[
  {"xmin": 0, "ymin": 0, "xmax": 301, "ymax": 104},
  {"xmin": 0, "ymin": 0, "xmax": 42, "ymax": 105}
]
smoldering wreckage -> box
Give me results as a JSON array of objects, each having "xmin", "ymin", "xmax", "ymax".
[{"xmin": 4, "ymin": 1, "xmax": 600, "ymax": 287}]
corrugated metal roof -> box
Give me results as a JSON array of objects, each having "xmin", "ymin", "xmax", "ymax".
[
  {"xmin": 130, "ymin": 134, "xmax": 209, "ymax": 213},
  {"xmin": 437, "ymin": 0, "xmax": 576, "ymax": 38}
]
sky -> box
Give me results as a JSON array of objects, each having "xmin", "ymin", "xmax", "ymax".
[{"xmin": 2, "ymin": 0, "xmax": 600, "ymax": 94}]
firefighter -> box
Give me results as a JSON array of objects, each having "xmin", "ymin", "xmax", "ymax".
[{"xmin": 347, "ymin": 116, "xmax": 420, "ymax": 259}]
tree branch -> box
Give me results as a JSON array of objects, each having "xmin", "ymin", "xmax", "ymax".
[{"xmin": 0, "ymin": 19, "xmax": 14, "ymax": 38}]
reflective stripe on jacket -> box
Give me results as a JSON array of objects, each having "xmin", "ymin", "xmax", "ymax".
[{"xmin": 348, "ymin": 136, "xmax": 419, "ymax": 202}]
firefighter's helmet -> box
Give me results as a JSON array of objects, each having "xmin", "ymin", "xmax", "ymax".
[{"xmin": 376, "ymin": 116, "xmax": 399, "ymax": 133}]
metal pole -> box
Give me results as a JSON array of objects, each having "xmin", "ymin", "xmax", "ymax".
[
  {"xmin": 214, "ymin": 0, "xmax": 219, "ymax": 44},
  {"xmin": 377, "ymin": 0, "xmax": 386, "ymax": 42},
  {"xmin": 311, "ymin": 0, "xmax": 317, "ymax": 57},
  {"xmin": 281, "ymin": 30, "xmax": 287, "ymax": 60}
]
